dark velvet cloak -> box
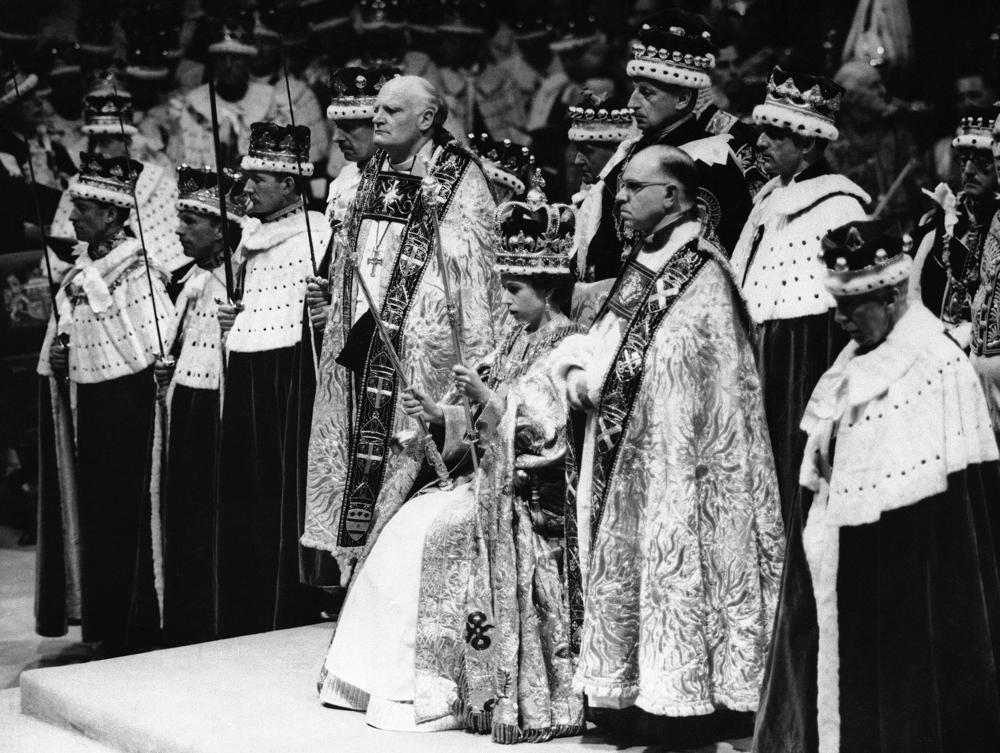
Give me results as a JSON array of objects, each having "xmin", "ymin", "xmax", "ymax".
[
  {"xmin": 756, "ymin": 312, "xmax": 849, "ymax": 530},
  {"xmin": 215, "ymin": 344, "xmax": 328, "ymax": 638},
  {"xmin": 753, "ymin": 460, "xmax": 1000, "ymax": 753},
  {"xmin": 161, "ymin": 384, "xmax": 220, "ymax": 647},
  {"xmin": 35, "ymin": 376, "xmax": 75, "ymax": 637},
  {"xmin": 76, "ymin": 368, "xmax": 160, "ymax": 653}
]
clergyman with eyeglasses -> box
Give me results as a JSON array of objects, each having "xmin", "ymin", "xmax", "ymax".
[{"xmin": 551, "ymin": 143, "xmax": 784, "ymax": 745}]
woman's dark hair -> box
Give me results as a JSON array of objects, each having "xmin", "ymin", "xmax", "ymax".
[{"xmin": 504, "ymin": 272, "xmax": 575, "ymax": 316}]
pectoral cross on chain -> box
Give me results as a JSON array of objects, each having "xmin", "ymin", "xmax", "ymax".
[{"xmin": 366, "ymin": 249, "xmax": 384, "ymax": 277}]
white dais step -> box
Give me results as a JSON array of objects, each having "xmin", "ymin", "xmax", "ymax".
[{"xmin": 19, "ymin": 624, "xmax": 744, "ymax": 753}]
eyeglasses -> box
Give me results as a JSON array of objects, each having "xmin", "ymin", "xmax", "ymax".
[{"xmin": 619, "ymin": 180, "xmax": 672, "ymax": 197}]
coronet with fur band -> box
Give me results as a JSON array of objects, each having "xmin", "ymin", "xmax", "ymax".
[
  {"xmin": 494, "ymin": 171, "xmax": 575, "ymax": 276},
  {"xmin": 952, "ymin": 113, "xmax": 996, "ymax": 151},
  {"xmin": 358, "ymin": 0, "xmax": 406, "ymax": 30},
  {"xmin": 436, "ymin": 0, "xmax": 488, "ymax": 35},
  {"xmin": 548, "ymin": 14, "xmax": 601, "ymax": 53},
  {"xmin": 0, "ymin": 69, "xmax": 38, "ymax": 109},
  {"xmin": 303, "ymin": 0, "xmax": 353, "ymax": 33},
  {"xmin": 208, "ymin": 15, "xmax": 258, "ymax": 56},
  {"xmin": 626, "ymin": 11, "xmax": 716, "ymax": 90},
  {"xmin": 752, "ymin": 66, "xmax": 843, "ymax": 141},
  {"xmin": 46, "ymin": 40, "xmax": 82, "ymax": 79},
  {"xmin": 326, "ymin": 66, "xmax": 400, "ymax": 120},
  {"xmin": 821, "ymin": 219, "xmax": 911, "ymax": 297},
  {"xmin": 241, "ymin": 122, "xmax": 314, "ymax": 177},
  {"xmin": 71, "ymin": 152, "xmax": 143, "ymax": 209},
  {"xmin": 82, "ymin": 75, "xmax": 138, "ymax": 136},
  {"xmin": 176, "ymin": 165, "xmax": 248, "ymax": 222},
  {"xmin": 468, "ymin": 133, "xmax": 535, "ymax": 197},
  {"xmin": 122, "ymin": 7, "xmax": 181, "ymax": 79},
  {"xmin": 568, "ymin": 92, "xmax": 635, "ymax": 143}
]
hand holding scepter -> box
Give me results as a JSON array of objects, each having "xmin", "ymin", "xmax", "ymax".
[{"xmin": 419, "ymin": 161, "xmax": 480, "ymax": 473}]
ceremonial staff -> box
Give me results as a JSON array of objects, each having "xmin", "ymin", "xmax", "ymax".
[
  {"xmin": 109, "ymin": 77, "xmax": 168, "ymax": 362},
  {"xmin": 274, "ymin": 48, "xmax": 324, "ymax": 378},
  {"xmin": 7, "ymin": 70, "xmax": 61, "ymax": 329},
  {"xmin": 108, "ymin": 76, "xmax": 171, "ymax": 614},
  {"xmin": 420, "ymin": 161, "xmax": 480, "ymax": 473},
  {"xmin": 279, "ymin": 55, "xmax": 319, "ymax": 275},
  {"xmin": 205, "ymin": 57, "xmax": 238, "ymax": 303},
  {"xmin": 350, "ymin": 254, "xmax": 454, "ymax": 491}
]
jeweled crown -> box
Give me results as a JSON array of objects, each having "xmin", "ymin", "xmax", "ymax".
[
  {"xmin": 177, "ymin": 165, "xmax": 248, "ymax": 221},
  {"xmin": 763, "ymin": 67, "xmax": 843, "ymax": 120},
  {"xmin": 83, "ymin": 89, "xmax": 133, "ymax": 129},
  {"xmin": 820, "ymin": 219, "xmax": 911, "ymax": 296},
  {"xmin": 953, "ymin": 112, "xmax": 997, "ymax": 151},
  {"xmin": 494, "ymin": 171, "xmax": 575, "ymax": 276},
  {"xmin": 76, "ymin": 151, "xmax": 143, "ymax": 201},
  {"xmin": 567, "ymin": 90, "xmax": 635, "ymax": 143},
  {"xmin": 247, "ymin": 122, "xmax": 311, "ymax": 163},
  {"xmin": 469, "ymin": 134, "xmax": 535, "ymax": 196},
  {"xmin": 468, "ymin": 134, "xmax": 535, "ymax": 175},
  {"xmin": 81, "ymin": 71, "xmax": 138, "ymax": 134},
  {"xmin": 630, "ymin": 11, "xmax": 715, "ymax": 73},
  {"xmin": 330, "ymin": 65, "xmax": 399, "ymax": 100},
  {"xmin": 327, "ymin": 65, "xmax": 400, "ymax": 120}
]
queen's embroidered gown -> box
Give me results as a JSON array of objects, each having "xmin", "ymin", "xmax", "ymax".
[{"xmin": 318, "ymin": 313, "xmax": 585, "ymax": 742}]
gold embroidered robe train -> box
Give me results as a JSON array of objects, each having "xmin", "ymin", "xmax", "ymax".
[
  {"xmin": 552, "ymin": 218, "xmax": 785, "ymax": 716},
  {"xmin": 413, "ymin": 315, "xmax": 585, "ymax": 742}
]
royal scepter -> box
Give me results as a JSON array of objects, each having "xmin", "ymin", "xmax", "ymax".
[
  {"xmin": 420, "ymin": 160, "xmax": 480, "ymax": 473},
  {"xmin": 349, "ymin": 254, "xmax": 454, "ymax": 491},
  {"xmin": 205, "ymin": 57, "xmax": 238, "ymax": 303}
]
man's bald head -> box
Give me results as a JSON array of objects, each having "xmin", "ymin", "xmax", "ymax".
[
  {"xmin": 616, "ymin": 144, "xmax": 698, "ymax": 237},
  {"xmin": 373, "ymin": 76, "xmax": 449, "ymax": 160},
  {"xmin": 630, "ymin": 145, "xmax": 698, "ymax": 204},
  {"xmin": 834, "ymin": 61, "xmax": 879, "ymax": 92},
  {"xmin": 834, "ymin": 61, "xmax": 889, "ymax": 122}
]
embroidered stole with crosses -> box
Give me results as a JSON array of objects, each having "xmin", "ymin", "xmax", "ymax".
[
  {"xmin": 336, "ymin": 143, "xmax": 472, "ymax": 549},
  {"xmin": 588, "ymin": 239, "xmax": 710, "ymax": 545}
]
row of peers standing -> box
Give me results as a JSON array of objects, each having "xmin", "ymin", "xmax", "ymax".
[{"xmin": 34, "ymin": 120, "xmax": 335, "ymax": 654}]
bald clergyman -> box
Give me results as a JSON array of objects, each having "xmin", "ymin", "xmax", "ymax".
[
  {"xmin": 551, "ymin": 144, "xmax": 784, "ymax": 746},
  {"xmin": 303, "ymin": 76, "xmax": 505, "ymax": 577}
]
